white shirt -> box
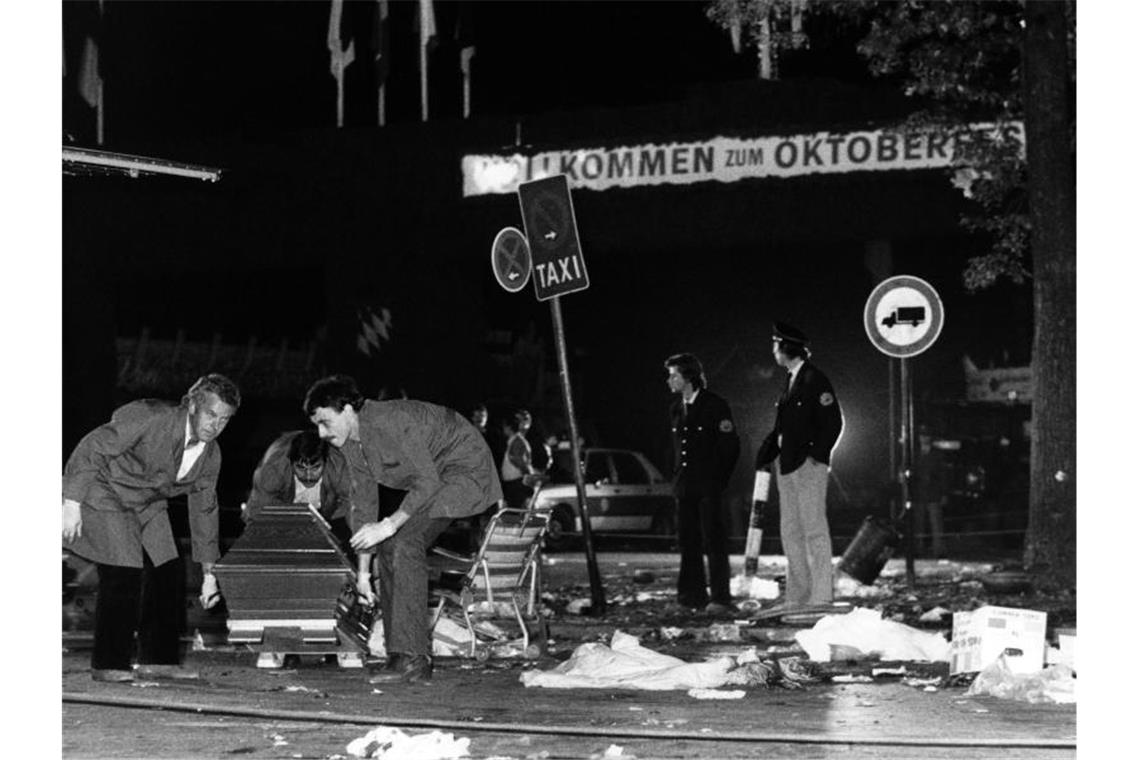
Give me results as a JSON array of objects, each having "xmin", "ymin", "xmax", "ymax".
[
  {"xmin": 293, "ymin": 476, "xmax": 322, "ymax": 509},
  {"xmin": 683, "ymin": 388, "xmax": 700, "ymax": 411},
  {"xmin": 177, "ymin": 417, "xmax": 205, "ymax": 481},
  {"xmin": 786, "ymin": 358, "xmax": 805, "ymax": 390}
]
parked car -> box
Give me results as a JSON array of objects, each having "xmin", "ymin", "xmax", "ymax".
[{"xmin": 534, "ymin": 447, "xmax": 676, "ymax": 547}]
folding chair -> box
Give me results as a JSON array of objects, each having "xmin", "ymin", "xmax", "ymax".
[{"xmin": 430, "ymin": 506, "xmax": 552, "ymax": 660}]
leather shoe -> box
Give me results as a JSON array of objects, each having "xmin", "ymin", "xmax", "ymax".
[
  {"xmin": 135, "ymin": 663, "xmax": 200, "ymax": 680},
  {"xmin": 368, "ymin": 653, "xmax": 432, "ymax": 684},
  {"xmin": 91, "ymin": 669, "xmax": 134, "ymax": 683},
  {"xmin": 705, "ymin": 601, "xmax": 738, "ymax": 615}
]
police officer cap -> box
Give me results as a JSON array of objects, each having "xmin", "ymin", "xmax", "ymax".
[{"xmin": 772, "ymin": 321, "xmax": 809, "ymax": 345}]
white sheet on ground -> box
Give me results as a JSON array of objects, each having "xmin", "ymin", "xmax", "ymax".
[
  {"xmin": 794, "ymin": 607, "xmax": 951, "ymax": 662},
  {"xmin": 520, "ymin": 630, "xmax": 735, "ymax": 690}
]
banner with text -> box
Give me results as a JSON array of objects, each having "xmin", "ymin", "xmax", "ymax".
[{"xmin": 461, "ymin": 122, "xmax": 1024, "ymax": 197}]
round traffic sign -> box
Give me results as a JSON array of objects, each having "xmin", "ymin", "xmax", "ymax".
[
  {"xmin": 863, "ymin": 275, "xmax": 945, "ymax": 358},
  {"xmin": 491, "ymin": 227, "xmax": 532, "ymax": 293}
]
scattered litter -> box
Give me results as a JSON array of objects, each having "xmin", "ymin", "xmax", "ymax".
[
  {"xmin": 923, "ymin": 686, "xmax": 938, "ymax": 692},
  {"xmin": 602, "ymin": 744, "xmax": 625, "ymax": 757},
  {"xmin": 834, "ymin": 575, "xmax": 890, "ymax": 599},
  {"xmin": 831, "ymin": 675, "xmax": 874, "ymax": 683},
  {"xmin": 736, "ymin": 648, "xmax": 760, "ymax": 665},
  {"xmin": 706, "ymin": 623, "xmax": 741, "ymax": 642},
  {"xmin": 520, "ymin": 630, "xmax": 736, "ymax": 690},
  {"xmin": 795, "ymin": 608, "xmax": 951, "ymax": 663},
  {"xmin": 284, "ymin": 685, "xmax": 318, "ymax": 693},
  {"xmin": 919, "ymin": 607, "xmax": 951, "ymax": 623},
  {"xmin": 723, "ymin": 662, "xmax": 778, "ymax": 687},
  {"xmin": 951, "ymin": 606, "xmax": 1047, "ymax": 675},
  {"xmin": 738, "ymin": 599, "xmax": 763, "ymax": 614},
  {"xmin": 433, "ymin": 616, "xmax": 476, "ymax": 657},
  {"xmin": 131, "ymin": 681, "xmax": 161, "ymax": 688},
  {"xmin": 871, "ymin": 666, "xmax": 907, "ymax": 677},
  {"xmin": 372, "ymin": 689, "xmax": 384, "ymax": 694},
  {"xmin": 902, "ymin": 676, "xmax": 942, "ymax": 689},
  {"xmin": 566, "ymin": 598, "xmax": 593, "ymax": 615},
  {"xmin": 627, "ymin": 706, "xmax": 643, "ymax": 711},
  {"xmin": 775, "ymin": 658, "xmax": 817, "ymax": 685},
  {"xmin": 659, "ymin": 627, "xmax": 684, "ymax": 642},
  {"xmin": 730, "ymin": 574, "xmax": 780, "ymax": 600},
  {"xmin": 271, "ymin": 734, "xmax": 289, "ymax": 747},
  {"xmin": 965, "ymin": 655, "xmax": 1076, "ymax": 704},
  {"xmin": 346, "ymin": 725, "xmax": 471, "ymax": 759},
  {"xmin": 688, "ymin": 688, "xmax": 746, "ymax": 700}
]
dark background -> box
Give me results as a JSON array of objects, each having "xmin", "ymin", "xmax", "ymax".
[{"xmin": 61, "ymin": 1, "xmax": 1032, "ymax": 531}]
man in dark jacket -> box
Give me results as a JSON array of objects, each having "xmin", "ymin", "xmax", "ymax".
[
  {"xmin": 304, "ymin": 375, "xmax": 502, "ymax": 683},
  {"xmin": 245, "ymin": 429, "xmax": 359, "ymax": 561},
  {"xmin": 61, "ymin": 373, "xmax": 241, "ymax": 682},
  {"xmin": 756, "ymin": 323, "xmax": 844, "ymax": 608},
  {"xmin": 665, "ymin": 353, "xmax": 740, "ymax": 614}
]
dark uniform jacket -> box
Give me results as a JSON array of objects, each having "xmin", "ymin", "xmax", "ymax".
[
  {"xmin": 245, "ymin": 430, "xmax": 352, "ymax": 524},
  {"xmin": 756, "ymin": 361, "xmax": 844, "ymax": 475},
  {"xmin": 670, "ymin": 390, "xmax": 741, "ymax": 497},
  {"xmin": 346, "ymin": 400, "xmax": 503, "ymax": 523},
  {"xmin": 62, "ymin": 400, "xmax": 222, "ymax": 568}
]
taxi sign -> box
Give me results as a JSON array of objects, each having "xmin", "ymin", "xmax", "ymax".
[
  {"xmin": 491, "ymin": 227, "xmax": 531, "ymax": 293},
  {"xmin": 517, "ymin": 174, "xmax": 590, "ymax": 301},
  {"xmin": 864, "ymin": 275, "xmax": 945, "ymax": 358}
]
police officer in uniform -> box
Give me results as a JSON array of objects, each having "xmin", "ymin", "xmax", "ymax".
[
  {"xmin": 756, "ymin": 323, "xmax": 844, "ymax": 609},
  {"xmin": 665, "ymin": 353, "xmax": 740, "ymax": 613}
]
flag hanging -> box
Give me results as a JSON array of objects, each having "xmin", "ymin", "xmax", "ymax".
[
  {"xmin": 372, "ymin": 0, "xmax": 391, "ymax": 85},
  {"xmin": 328, "ymin": 0, "xmax": 356, "ymax": 127},
  {"xmin": 356, "ymin": 306, "xmax": 393, "ymax": 358}
]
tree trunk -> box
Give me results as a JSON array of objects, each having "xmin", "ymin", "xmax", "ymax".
[{"xmin": 1022, "ymin": 0, "xmax": 1076, "ymax": 588}]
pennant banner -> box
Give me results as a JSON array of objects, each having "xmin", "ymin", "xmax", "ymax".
[{"xmin": 461, "ymin": 122, "xmax": 1025, "ymax": 197}]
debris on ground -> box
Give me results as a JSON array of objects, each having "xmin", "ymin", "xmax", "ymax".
[
  {"xmin": 566, "ymin": 598, "xmax": 593, "ymax": 615},
  {"xmin": 919, "ymin": 606, "xmax": 952, "ymax": 623},
  {"xmin": 950, "ymin": 606, "xmax": 1047, "ymax": 675},
  {"xmin": 965, "ymin": 655, "xmax": 1076, "ymax": 704},
  {"xmin": 834, "ymin": 574, "xmax": 891, "ymax": 599},
  {"xmin": 520, "ymin": 631, "xmax": 736, "ymax": 690},
  {"xmin": 730, "ymin": 574, "xmax": 780, "ymax": 600},
  {"xmin": 688, "ymin": 688, "xmax": 746, "ymax": 699},
  {"xmin": 795, "ymin": 607, "xmax": 951, "ymax": 663},
  {"xmin": 346, "ymin": 725, "xmax": 471, "ymax": 759}
]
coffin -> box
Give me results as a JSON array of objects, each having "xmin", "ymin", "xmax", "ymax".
[{"xmin": 214, "ymin": 504, "xmax": 371, "ymax": 654}]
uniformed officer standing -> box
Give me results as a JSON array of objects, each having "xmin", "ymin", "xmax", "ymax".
[
  {"xmin": 665, "ymin": 353, "xmax": 740, "ymax": 613},
  {"xmin": 756, "ymin": 323, "xmax": 844, "ymax": 609}
]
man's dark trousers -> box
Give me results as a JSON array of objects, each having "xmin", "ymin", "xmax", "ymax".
[
  {"xmin": 375, "ymin": 510, "xmax": 453, "ymax": 656},
  {"xmin": 92, "ymin": 555, "xmax": 182, "ymax": 671},
  {"xmin": 676, "ymin": 487, "xmax": 731, "ymax": 607}
]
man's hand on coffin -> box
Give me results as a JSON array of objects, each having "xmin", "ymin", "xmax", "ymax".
[{"xmin": 62, "ymin": 499, "xmax": 82, "ymax": 542}]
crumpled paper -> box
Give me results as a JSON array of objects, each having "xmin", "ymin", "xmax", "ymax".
[
  {"xmin": 730, "ymin": 574, "xmax": 780, "ymax": 600},
  {"xmin": 346, "ymin": 726, "xmax": 470, "ymax": 759},
  {"xmin": 520, "ymin": 630, "xmax": 736, "ymax": 690},
  {"xmin": 688, "ymin": 688, "xmax": 745, "ymax": 699},
  {"xmin": 794, "ymin": 607, "xmax": 951, "ymax": 662},
  {"xmin": 834, "ymin": 574, "xmax": 891, "ymax": 598},
  {"xmin": 966, "ymin": 655, "xmax": 1076, "ymax": 704}
]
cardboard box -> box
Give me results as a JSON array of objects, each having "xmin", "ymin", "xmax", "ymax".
[{"xmin": 950, "ymin": 605, "xmax": 1048, "ymax": 675}]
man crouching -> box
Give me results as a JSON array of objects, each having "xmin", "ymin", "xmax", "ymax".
[{"xmin": 303, "ymin": 375, "xmax": 502, "ymax": 683}]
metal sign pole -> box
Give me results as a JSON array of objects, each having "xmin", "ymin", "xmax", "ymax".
[
  {"xmin": 549, "ymin": 295, "xmax": 606, "ymax": 615},
  {"xmin": 900, "ymin": 357, "xmax": 916, "ymax": 587}
]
